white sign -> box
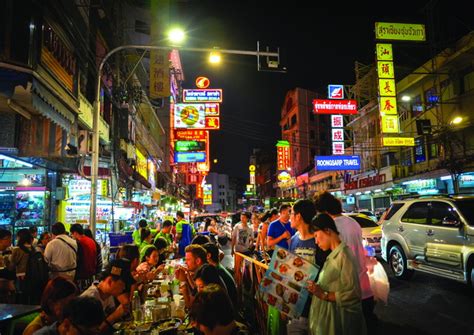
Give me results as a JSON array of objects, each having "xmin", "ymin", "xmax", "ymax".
[
  {"xmin": 332, "ymin": 142, "xmax": 345, "ymax": 155},
  {"xmin": 332, "ymin": 129, "xmax": 344, "ymax": 142},
  {"xmin": 331, "ymin": 115, "xmax": 344, "ymax": 128}
]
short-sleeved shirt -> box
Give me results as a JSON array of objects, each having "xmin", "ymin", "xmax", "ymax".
[
  {"xmin": 81, "ymin": 283, "xmax": 116, "ymax": 315},
  {"xmin": 231, "ymin": 223, "xmax": 254, "ymax": 253},
  {"xmin": 154, "ymin": 231, "xmax": 173, "ymax": 246},
  {"xmin": 267, "ymin": 219, "xmax": 294, "ymax": 249}
]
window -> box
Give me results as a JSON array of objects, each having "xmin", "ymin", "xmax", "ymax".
[
  {"xmin": 383, "ymin": 203, "xmax": 404, "ymax": 220},
  {"xmin": 430, "ymin": 202, "xmax": 459, "ymax": 226},
  {"xmin": 291, "ymin": 114, "xmax": 297, "ymax": 126},
  {"xmin": 411, "ymin": 95, "xmax": 423, "ymax": 118},
  {"xmin": 135, "ymin": 20, "xmax": 150, "ymax": 35},
  {"xmin": 401, "ymin": 202, "xmax": 429, "ymax": 224},
  {"xmin": 424, "ymin": 87, "xmax": 438, "ymax": 110},
  {"xmin": 414, "ymin": 137, "xmax": 426, "ymax": 163}
]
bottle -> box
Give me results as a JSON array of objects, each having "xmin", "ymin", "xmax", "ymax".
[{"xmin": 131, "ymin": 290, "xmax": 142, "ymax": 324}]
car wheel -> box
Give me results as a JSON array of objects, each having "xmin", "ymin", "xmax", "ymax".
[
  {"xmin": 389, "ymin": 245, "xmax": 414, "ymax": 280},
  {"xmin": 468, "ymin": 263, "xmax": 474, "ymax": 290}
]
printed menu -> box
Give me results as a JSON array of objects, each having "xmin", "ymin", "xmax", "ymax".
[{"xmin": 260, "ymin": 246, "xmax": 320, "ymax": 318}]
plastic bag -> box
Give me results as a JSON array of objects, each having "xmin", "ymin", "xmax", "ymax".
[{"xmin": 368, "ymin": 261, "xmax": 390, "ymax": 305}]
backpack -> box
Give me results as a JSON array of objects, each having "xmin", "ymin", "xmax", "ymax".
[{"xmin": 22, "ymin": 246, "xmax": 49, "ymax": 300}]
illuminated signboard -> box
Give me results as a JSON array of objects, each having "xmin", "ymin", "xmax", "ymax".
[
  {"xmin": 135, "ymin": 149, "xmax": 148, "ymax": 178},
  {"xmin": 175, "ymin": 140, "xmax": 206, "ymax": 152},
  {"xmin": 195, "ymin": 76, "xmax": 210, "ymax": 89},
  {"xmin": 379, "ymin": 97, "xmax": 398, "ymax": 115},
  {"xmin": 382, "ymin": 137, "xmax": 415, "ymax": 146},
  {"xmin": 331, "ymin": 115, "xmax": 343, "ymax": 128},
  {"xmin": 376, "ymin": 43, "xmax": 393, "ymax": 61},
  {"xmin": 378, "ymin": 79, "xmax": 396, "ymax": 97},
  {"xmin": 174, "ymin": 152, "xmax": 206, "ymax": 163},
  {"xmin": 203, "ymin": 184, "xmax": 212, "ymax": 205},
  {"xmin": 174, "ymin": 129, "xmax": 208, "ymax": 141},
  {"xmin": 204, "ymin": 103, "xmax": 220, "ymax": 116},
  {"xmin": 315, "ymin": 156, "xmax": 361, "ymax": 171},
  {"xmin": 375, "ymin": 22, "xmax": 426, "ymax": 41},
  {"xmin": 328, "ymin": 85, "xmax": 344, "ymax": 99},
  {"xmin": 313, "ymin": 99, "xmax": 358, "ymax": 114},
  {"xmin": 204, "ymin": 116, "xmax": 220, "ymax": 129},
  {"xmin": 332, "ymin": 129, "xmax": 344, "ymax": 142},
  {"xmin": 174, "ymin": 103, "xmax": 206, "ymax": 129},
  {"xmin": 183, "ymin": 89, "xmax": 223, "ymax": 103},
  {"xmin": 377, "ymin": 61, "xmax": 395, "ymax": 79},
  {"xmin": 276, "ymin": 140, "xmax": 291, "ymax": 171},
  {"xmin": 381, "ymin": 115, "xmax": 400, "ymax": 133},
  {"xmin": 332, "ymin": 142, "xmax": 345, "ymax": 155}
]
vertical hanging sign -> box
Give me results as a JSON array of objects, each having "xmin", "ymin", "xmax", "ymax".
[
  {"xmin": 276, "ymin": 140, "xmax": 291, "ymax": 171},
  {"xmin": 150, "ymin": 50, "xmax": 170, "ymax": 98}
]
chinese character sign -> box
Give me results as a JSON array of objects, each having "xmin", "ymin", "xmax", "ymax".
[
  {"xmin": 376, "ymin": 43, "xmax": 393, "ymax": 61},
  {"xmin": 276, "ymin": 141, "xmax": 291, "ymax": 171},
  {"xmin": 331, "ymin": 115, "xmax": 344, "ymax": 128},
  {"xmin": 379, "ymin": 97, "xmax": 398, "ymax": 115},
  {"xmin": 150, "ymin": 50, "xmax": 170, "ymax": 99}
]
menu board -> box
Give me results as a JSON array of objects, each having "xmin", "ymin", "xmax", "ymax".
[{"xmin": 260, "ymin": 246, "xmax": 319, "ymax": 318}]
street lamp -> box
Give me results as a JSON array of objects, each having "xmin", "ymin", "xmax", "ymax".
[
  {"xmin": 209, "ymin": 51, "xmax": 222, "ymax": 64},
  {"xmin": 89, "ymin": 43, "xmax": 281, "ymax": 235},
  {"xmin": 167, "ymin": 28, "xmax": 186, "ymax": 45},
  {"xmin": 451, "ymin": 116, "xmax": 463, "ymax": 125}
]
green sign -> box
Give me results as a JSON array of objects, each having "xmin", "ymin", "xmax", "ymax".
[{"xmin": 175, "ymin": 140, "xmax": 206, "ymax": 152}]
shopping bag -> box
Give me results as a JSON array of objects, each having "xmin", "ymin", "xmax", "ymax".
[{"xmin": 368, "ymin": 261, "xmax": 390, "ymax": 305}]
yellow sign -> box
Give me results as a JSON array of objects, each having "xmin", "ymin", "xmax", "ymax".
[
  {"xmin": 376, "ymin": 43, "xmax": 393, "ymax": 61},
  {"xmin": 379, "ymin": 97, "xmax": 398, "ymax": 115},
  {"xmin": 150, "ymin": 50, "xmax": 170, "ymax": 98},
  {"xmin": 135, "ymin": 149, "xmax": 148, "ymax": 178},
  {"xmin": 377, "ymin": 61, "xmax": 395, "ymax": 78},
  {"xmin": 101, "ymin": 179, "xmax": 108, "ymax": 197},
  {"xmin": 381, "ymin": 115, "xmax": 400, "ymax": 133},
  {"xmin": 375, "ymin": 22, "xmax": 426, "ymax": 41},
  {"xmin": 378, "ymin": 79, "xmax": 396, "ymax": 97},
  {"xmin": 383, "ymin": 137, "xmax": 415, "ymax": 146}
]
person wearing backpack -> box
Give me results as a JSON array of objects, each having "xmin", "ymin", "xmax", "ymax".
[
  {"xmin": 44, "ymin": 222, "xmax": 78, "ymax": 281},
  {"xmin": 10, "ymin": 228, "xmax": 48, "ymax": 304}
]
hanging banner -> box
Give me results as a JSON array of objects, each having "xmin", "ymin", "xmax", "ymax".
[
  {"xmin": 150, "ymin": 50, "xmax": 170, "ymax": 98},
  {"xmin": 375, "ymin": 22, "xmax": 426, "ymax": 41}
]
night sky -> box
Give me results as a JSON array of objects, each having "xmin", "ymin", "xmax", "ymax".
[{"xmin": 172, "ymin": 1, "xmax": 472, "ymax": 179}]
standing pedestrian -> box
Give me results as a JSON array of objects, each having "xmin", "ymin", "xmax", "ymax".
[
  {"xmin": 44, "ymin": 222, "xmax": 78, "ymax": 281},
  {"xmin": 267, "ymin": 204, "xmax": 294, "ymax": 250}
]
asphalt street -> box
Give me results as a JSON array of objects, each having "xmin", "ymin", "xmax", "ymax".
[{"xmin": 375, "ymin": 261, "xmax": 474, "ymax": 335}]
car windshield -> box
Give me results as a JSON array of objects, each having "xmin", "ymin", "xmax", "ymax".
[
  {"xmin": 350, "ymin": 215, "xmax": 379, "ymax": 228},
  {"xmin": 454, "ymin": 199, "xmax": 474, "ymax": 225}
]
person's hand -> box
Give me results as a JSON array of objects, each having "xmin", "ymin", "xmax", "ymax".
[
  {"xmin": 117, "ymin": 292, "xmax": 130, "ymax": 305},
  {"xmin": 175, "ymin": 266, "xmax": 188, "ymax": 282},
  {"xmin": 282, "ymin": 230, "xmax": 291, "ymax": 240},
  {"xmin": 306, "ymin": 281, "xmax": 323, "ymax": 297}
]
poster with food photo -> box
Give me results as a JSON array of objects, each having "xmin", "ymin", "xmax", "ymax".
[{"xmin": 260, "ymin": 246, "xmax": 320, "ymax": 318}]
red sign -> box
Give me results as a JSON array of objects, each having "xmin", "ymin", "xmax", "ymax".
[
  {"xmin": 344, "ymin": 174, "xmax": 386, "ymax": 190},
  {"xmin": 277, "ymin": 146, "xmax": 291, "ymax": 171},
  {"xmin": 174, "ymin": 129, "xmax": 208, "ymax": 141},
  {"xmin": 205, "ymin": 117, "xmax": 220, "ymax": 129},
  {"xmin": 313, "ymin": 99, "xmax": 358, "ymax": 114},
  {"xmin": 195, "ymin": 77, "xmax": 210, "ymax": 89},
  {"xmin": 204, "ymin": 103, "xmax": 220, "ymax": 116}
]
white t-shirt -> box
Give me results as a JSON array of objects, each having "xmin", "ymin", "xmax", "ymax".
[
  {"xmin": 44, "ymin": 235, "xmax": 77, "ymax": 279},
  {"xmin": 81, "ymin": 283, "xmax": 116, "ymax": 315},
  {"xmin": 333, "ymin": 215, "xmax": 373, "ymax": 300},
  {"xmin": 232, "ymin": 223, "xmax": 254, "ymax": 253}
]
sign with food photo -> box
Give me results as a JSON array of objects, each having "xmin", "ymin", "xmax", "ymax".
[{"xmin": 260, "ymin": 246, "xmax": 320, "ymax": 318}]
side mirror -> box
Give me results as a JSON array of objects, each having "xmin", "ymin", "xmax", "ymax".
[{"xmin": 442, "ymin": 217, "xmax": 462, "ymax": 227}]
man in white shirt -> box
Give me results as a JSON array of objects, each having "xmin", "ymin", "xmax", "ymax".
[
  {"xmin": 44, "ymin": 222, "xmax": 77, "ymax": 280},
  {"xmin": 314, "ymin": 191, "xmax": 377, "ymax": 335}
]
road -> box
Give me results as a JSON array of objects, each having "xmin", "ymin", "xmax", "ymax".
[{"xmin": 376, "ymin": 261, "xmax": 474, "ymax": 335}]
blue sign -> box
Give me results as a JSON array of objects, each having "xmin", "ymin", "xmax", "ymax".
[
  {"xmin": 328, "ymin": 85, "xmax": 344, "ymax": 99},
  {"xmin": 183, "ymin": 89, "xmax": 222, "ymax": 103},
  {"xmin": 315, "ymin": 155, "xmax": 361, "ymax": 171},
  {"xmin": 174, "ymin": 152, "xmax": 206, "ymax": 163}
]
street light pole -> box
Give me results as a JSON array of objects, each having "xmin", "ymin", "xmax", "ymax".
[{"xmin": 90, "ymin": 44, "xmax": 280, "ymax": 235}]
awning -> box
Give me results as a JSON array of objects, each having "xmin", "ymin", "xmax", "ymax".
[{"xmin": 31, "ymin": 79, "xmax": 75, "ymax": 132}]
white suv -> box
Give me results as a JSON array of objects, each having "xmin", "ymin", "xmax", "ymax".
[{"xmin": 380, "ymin": 196, "xmax": 474, "ymax": 287}]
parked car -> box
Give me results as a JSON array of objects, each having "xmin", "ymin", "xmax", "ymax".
[
  {"xmin": 344, "ymin": 213, "xmax": 382, "ymax": 254},
  {"xmin": 357, "ymin": 210, "xmax": 378, "ymax": 223},
  {"xmin": 380, "ymin": 195, "xmax": 474, "ymax": 288}
]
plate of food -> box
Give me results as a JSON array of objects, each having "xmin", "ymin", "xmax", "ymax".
[
  {"xmin": 294, "ymin": 271, "xmax": 305, "ymax": 282},
  {"xmin": 277, "ymin": 249, "xmax": 287, "ymax": 260},
  {"xmin": 293, "ymin": 257, "xmax": 304, "ymax": 267}
]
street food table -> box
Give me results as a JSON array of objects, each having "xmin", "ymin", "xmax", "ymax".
[{"xmin": 0, "ymin": 303, "xmax": 40, "ymax": 335}]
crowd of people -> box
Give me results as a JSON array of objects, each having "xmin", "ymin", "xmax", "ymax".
[{"xmin": 0, "ymin": 191, "xmax": 379, "ymax": 334}]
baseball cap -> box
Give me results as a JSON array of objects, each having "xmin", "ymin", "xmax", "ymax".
[
  {"xmin": 104, "ymin": 258, "xmax": 135, "ymax": 287},
  {"xmin": 310, "ymin": 213, "xmax": 339, "ymax": 234}
]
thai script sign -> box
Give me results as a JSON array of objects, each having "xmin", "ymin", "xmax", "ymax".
[
  {"xmin": 313, "ymin": 99, "xmax": 358, "ymax": 114},
  {"xmin": 375, "ymin": 22, "xmax": 426, "ymax": 41},
  {"xmin": 183, "ymin": 89, "xmax": 222, "ymax": 103}
]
